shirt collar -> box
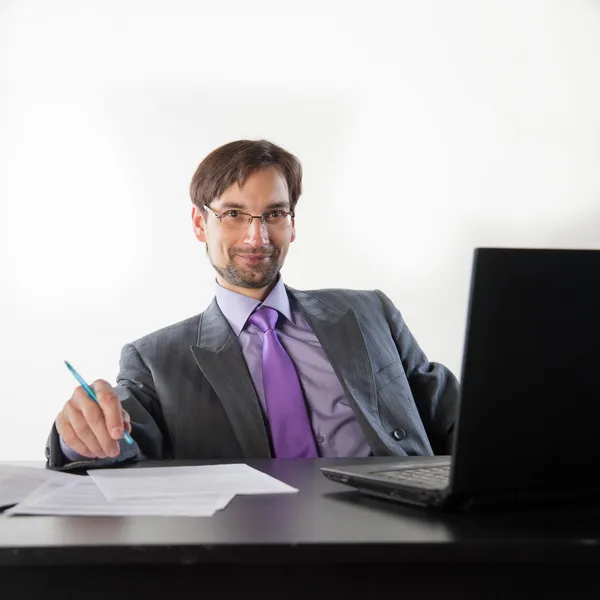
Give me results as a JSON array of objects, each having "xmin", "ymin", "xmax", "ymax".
[{"xmin": 215, "ymin": 276, "xmax": 293, "ymax": 337}]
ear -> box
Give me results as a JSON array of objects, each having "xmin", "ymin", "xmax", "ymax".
[
  {"xmin": 192, "ymin": 205, "xmax": 207, "ymax": 242},
  {"xmin": 290, "ymin": 217, "xmax": 296, "ymax": 243}
]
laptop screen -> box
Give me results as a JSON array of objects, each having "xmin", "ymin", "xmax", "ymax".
[{"xmin": 451, "ymin": 248, "xmax": 600, "ymax": 495}]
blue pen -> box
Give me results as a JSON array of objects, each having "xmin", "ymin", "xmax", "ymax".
[{"xmin": 64, "ymin": 360, "xmax": 134, "ymax": 445}]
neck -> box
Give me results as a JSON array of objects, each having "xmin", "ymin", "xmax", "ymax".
[{"xmin": 216, "ymin": 276, "xmax": 278, "ymax": 302}]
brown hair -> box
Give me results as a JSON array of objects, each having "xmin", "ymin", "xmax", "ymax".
[{"xmin": 189, "ymin": 140, "xmax": 303, "ymax": 213}]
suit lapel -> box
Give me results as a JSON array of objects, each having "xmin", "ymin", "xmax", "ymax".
[
  {"xmin": 288, "ymin": 287, "xmax": 387, "ymax": 454},
  {"xmin": 190, "ymin": 299, "xmax": 271, "ymax": 458}
]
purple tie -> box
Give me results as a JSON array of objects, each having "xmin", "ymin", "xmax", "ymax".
[{"xmin": 248, "ymin": 306, "xmax": 318, "ymax": 458}]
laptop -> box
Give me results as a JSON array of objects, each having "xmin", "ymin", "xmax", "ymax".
[{"xmin": 321, "ymin": 248, "xmax": 600, "ymax": 511}]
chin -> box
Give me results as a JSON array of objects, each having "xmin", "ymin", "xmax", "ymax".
[{"xmin": 239, "ymin": 270, "xmax": 279, "ymax": 289}]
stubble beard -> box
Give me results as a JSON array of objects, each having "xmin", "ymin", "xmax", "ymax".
[{"xmin": 209, "ymin": 247, "xmax": 282, "ymax": 289}]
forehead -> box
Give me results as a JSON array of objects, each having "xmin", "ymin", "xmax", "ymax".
[{"xmin": 213, "ymin": 167, "xmax": 290, "ymax": 210}]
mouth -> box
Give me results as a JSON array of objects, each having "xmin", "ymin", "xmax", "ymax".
[{"xmin": 235, "ymin": 254, "xmax": 272, "ymax": 264}]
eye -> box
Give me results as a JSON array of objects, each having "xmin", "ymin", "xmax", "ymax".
[
  {"xmin": 224, "ymin": 210, "xmax": 241, "ymax": 218},
  {"xmin": 266, "ymin": 210, "xmax": 284, "ymax": 218}
]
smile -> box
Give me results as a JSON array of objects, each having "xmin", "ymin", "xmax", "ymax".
[{"xmin": 236, "ymin": 254, "xmax": 272, "ymax": 264}]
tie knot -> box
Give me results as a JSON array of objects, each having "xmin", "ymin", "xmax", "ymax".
[{"xmin": 248, "ymin": 306, "xmax": 279, "ymax": 333}]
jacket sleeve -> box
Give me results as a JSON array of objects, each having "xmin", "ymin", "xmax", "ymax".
[{"xmin": 375, "ymin": 289, "xmax": 460, "ymax": 455}]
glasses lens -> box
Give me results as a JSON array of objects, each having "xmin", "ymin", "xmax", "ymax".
[
  {"xmin": 264, "ymin": 212, "xmax": 292, "ymax": 228},
  {"xmin": 220, "ymin": 212, "xmax": 250, "ymax": 230}
]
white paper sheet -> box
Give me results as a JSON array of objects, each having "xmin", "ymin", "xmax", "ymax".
[
  {"xmin": 0, "ymin": 463, "xmax": 74, "ymax": 508},
  {"xmin": 5, "ymin": 477, "xmax": 234, "ymax": 517},
  {"xmin": 89, "ymin": 463, "xmax": 298, "ymax": 501}
]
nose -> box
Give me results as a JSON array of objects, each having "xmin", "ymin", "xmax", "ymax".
[{"xmin": 244, "ymin": 217, "xmax": 270, "ymax": 247}]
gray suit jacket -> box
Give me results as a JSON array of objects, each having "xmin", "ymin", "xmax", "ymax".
[{"xmin": 46, "ymin": 287, "xmax": 460, "ymax": 470}]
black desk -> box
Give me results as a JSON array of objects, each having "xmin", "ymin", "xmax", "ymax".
[{"xmin": 2, "ymin": 457, "xmax": 600, "ymax": 599}]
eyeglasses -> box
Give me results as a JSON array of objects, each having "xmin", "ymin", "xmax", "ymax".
[{"xmin": 204, "ymin": 205, "xmax": 294, "ymax": 230}]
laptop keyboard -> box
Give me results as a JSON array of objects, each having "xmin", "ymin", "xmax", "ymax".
[{"xmin": 374, "ymin": 465, "xmax": 450, "ymax": 488}]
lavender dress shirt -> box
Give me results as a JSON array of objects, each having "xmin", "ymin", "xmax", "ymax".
[{"xmin": 60, "ymin": 278, "xmax": 371, "ymax": 462}]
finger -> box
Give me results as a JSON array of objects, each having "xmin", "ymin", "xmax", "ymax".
[
  {"xmin": 59, "ymin": 405, "xmax": 106, "ymax": 458},
  {"xmin": 72, "ymin": 387, "xmax": 119, "ymax": 457},
  {"xmin": 122, "ymin": 409, "xmax": 132, "ymax": 434},
  {"xmin": 56, "ymin": 410, "xmax": 95, "ymax": 457},
  {"xmin": 92, "ymin": 380, "xmax": 125, "ymax": 442}
]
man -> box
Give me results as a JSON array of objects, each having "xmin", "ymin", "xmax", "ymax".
[{"xmin": 46, "ymin": 139, "xmax": 459, "ymax": 470}]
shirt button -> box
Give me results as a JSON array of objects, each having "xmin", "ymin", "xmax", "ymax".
[{"xmin": 316, "ymin": 434, "xmax": 325, "ymax": 444}]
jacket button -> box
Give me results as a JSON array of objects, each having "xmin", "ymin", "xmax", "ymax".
[{"xmin": 391, "ymin": 428, "xmax": 407, "ymax": 441}]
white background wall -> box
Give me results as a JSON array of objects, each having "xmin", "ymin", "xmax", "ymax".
[{"xmin": 1, "ymin": 0, "xmax": 599, "ymax": 460}]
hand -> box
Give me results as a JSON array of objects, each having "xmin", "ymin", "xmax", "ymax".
[{"xmin": 55, "ymin": 380, "xmax": 132, "ymax": 458}]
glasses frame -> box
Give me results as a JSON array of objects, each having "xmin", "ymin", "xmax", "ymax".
[{"xmin": 204, "ymin": 205, "xmax": 295, "ymax": 229}]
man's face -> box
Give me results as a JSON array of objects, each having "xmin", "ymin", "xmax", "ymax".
[{"xmin": 192, "ymin": 167, "xmax": 296, "ymax": 296}]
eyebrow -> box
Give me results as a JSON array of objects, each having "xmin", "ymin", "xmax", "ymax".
[{"xmin": 218, "ymin": 201, "xmax": 291, "ymax": 211}]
